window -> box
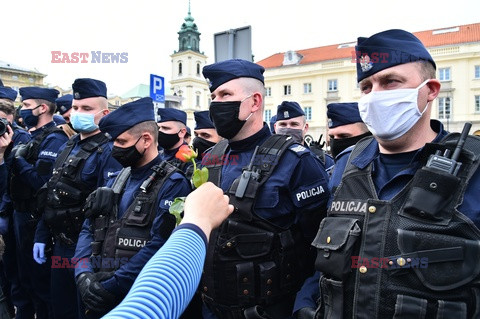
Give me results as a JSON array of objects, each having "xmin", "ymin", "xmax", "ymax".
[
  {"xmin": 328, "ymin": 79, "xmax": 337, "ymax": 91},
  {"xmin": 303, "ymin": 83, "xmax": 312, "ymax": 94},
  {"xmin": 12, "ymin": 75, "xmax": 18, "ymax": 81},
  {"xmin": 196, "ymin": 63, "xmax": 200, "ymax": 75},
  {"xmin": 284, "ymin": 85, "xmax": 291, "ymax": 95},
  {"xmin": 303, "ymin": 107, "xmax": 312, "ymax": 121},
  {"xmin": 265, "ymin": 87, "xmax": 272, "ymax": 97},
  {"xmin": 475, "ymin": 96, "xmax": 480, "ymax": 113},
  {"xmin": 29, "ymin": 78, "xmax": 34, "ymax": 83},
  {"xmin": 115, "ymin": 100, "xmax": 120, "ymax": 106},
  {"xmin": 439, "ymin": 67, "xmax": 451, "ymax": 81},
  {"xmin": 178, "ymin": 62, "xmax": 183, "ymax": 75},
  {"xmin": 438, "ymin": 97, "xmax": 451, "ymax": 119},
  {"xmin": 264, "ymin": 109, "xmax": 272, "ymax": 122},
  {"xmin": 196, "ymin": 95, "xmax": 200, "ymax": 107},
  {"xmin": 475, "ymin": 66, "xmax": 480, "ymax": 79}
]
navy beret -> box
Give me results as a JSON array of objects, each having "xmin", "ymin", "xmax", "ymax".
[
  {"xmin": 269, "ymin": 114, "xmax": 277, "ymax": 133},
  {"xmin": 276, "ymin": 101, "xmax": 305, "ymax": 121},
  {"xmin": 194, "ymin": 111, "xmax": 215, "ymax": 130},
  {"xmin": 186, "ymin": 126, "xmax": 191, "ymax": 136},
  {"xmin": 157, "ymin": 108, "xmax": 187, "ymax": 125},
  {"xmin": 202, "ymin": 59, "xmax": 265, "ymax": 93},
  {"xmin": 19, "ymin": 87, "xmax": 59, "ymax": 103},
  {"xmin": 53, "ymin": 114, "xmax": 67, "ymax": 125},
  {"xmin": 99, "ymin": 97, "xmax": 154, "ymax": 139},
  {"xmin": 0, "ymin": 87, "xmax": 18, "ymax": 101},
  {"xmin": 355, "ymin": 29, "xmax": 436, "ymax": 82},
  {"xmin": 327, "ymin": 102, "xmax": 362, "ymax": 128},
  {"xmin": 56, "ymin": 94, "xmax": 73, "ymax": 115},
  {"xmin": 72, "ymin": 78, "xmax": 107, "ymax": 100}
]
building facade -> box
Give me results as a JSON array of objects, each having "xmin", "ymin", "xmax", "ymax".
[
  {"xmin": 169, "ymin": 3, "xmax": 209, "ymax": 130},
  {"xmin": 257, "ymin": 23, "xmax": 480, "ymax": 137},
  {"xmin": 0, "ymin": 61, "xmax": 46, "ymax": 101}
]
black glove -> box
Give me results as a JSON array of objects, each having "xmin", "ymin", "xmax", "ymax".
[
  {"xmin": 77, "ymin": 271, "xmax": 116, "ymax": 313},
  {"xmin": 11, "ymin": 143, "xmax": 29, "ymax": 159},
  {"xmin": 295, "ymin": 307, "xmax": 317, "ymax": 319}
]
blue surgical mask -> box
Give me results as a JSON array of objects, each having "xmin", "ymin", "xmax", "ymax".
[{"xmin": 70, "ymin": 111, "xmax": 101, "ymax": 133}]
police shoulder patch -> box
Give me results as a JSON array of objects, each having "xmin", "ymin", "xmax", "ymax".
[{"xmin": 288, "ymin": 144, "xmax": 309, "ymax": 157}]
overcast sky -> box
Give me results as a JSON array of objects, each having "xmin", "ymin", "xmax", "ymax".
[{"xmin": 2, "ymin": 0, "xmax": 479, "ymax": 96}]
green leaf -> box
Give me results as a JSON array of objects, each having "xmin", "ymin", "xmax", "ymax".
[
  {"xmin": 169, "ymin": 197, "xmax": 186, "ymax": 226},
  {"xmin": 192, "ymin": 167, "xmax": 209, "ymax": 188}
]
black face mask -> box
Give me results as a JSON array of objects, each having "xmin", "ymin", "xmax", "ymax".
[
  {"xmin": 209, "ymin": 98, "xmax": 251, "ymax": 140},
  {"xmin": 192, "ymin": 137, "xmax": 216, "ymax": 159},
  {"xmin": 158, "ymin": 130, "xmax": 180, "ymax": 150},
  {"xmin": 112, "ymin": 136, "xmax": 144, "ymax": 167},
  {"xmin": 329, "ymin": 132, "xmax": 372, "ymax": 159}
]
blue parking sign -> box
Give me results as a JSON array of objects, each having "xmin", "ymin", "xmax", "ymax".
[{"xmin": 150, "ymin": 74, "xmax": 165, "ymax": 103}]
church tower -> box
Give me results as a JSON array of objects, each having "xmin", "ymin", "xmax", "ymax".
[{"xmin": 170, "ymin": 1, "xmax": 209, "ymax": 118}]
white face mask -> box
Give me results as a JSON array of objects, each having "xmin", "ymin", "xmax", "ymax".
[{"xmin": 358, "ymin": 79, "xmax": 430, "ymax": 140}]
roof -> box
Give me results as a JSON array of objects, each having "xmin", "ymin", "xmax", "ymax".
[
  {"xmin": 121, "ymin": 84, "xmax": 150, "ymax": 99},
  {"xmin": 257, "ymin": 22, "xmax": 480, "ymax": 69},
  {"xmin": 0, "ymin": 60, "xmax": 45, "ymax": 75}
]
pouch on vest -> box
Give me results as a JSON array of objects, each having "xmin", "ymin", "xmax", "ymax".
[
  {"xmin": 401, "ymin": 167, "xmax": 460, "ymax": 225},
  {"xmin": 312, "ymin": 217, "xmax": 361, "ymax": 281},
  {"xmin": 84, "ymin": 187, "xmax": 116, "ymax": 219},
  {"xmin": 217, "ymin": 219, "xmax": 274, "ymax": 260},
  {"xmin": 396, "ymin": 229, "xmax": 480, "ymax": 291}
]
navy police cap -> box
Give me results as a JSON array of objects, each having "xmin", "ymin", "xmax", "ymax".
[
  {"xmin": 269, "ymin": 114, "xmax": 277, "ymax": 133},
  {"xmin": 157, "ymin": 108, "xmax": 187, "ymax": 125},
  {"xmin": 194, "ymin": 110, "xmax": 215, "ymax": 130},
  {"xmin": 53, "ymin": 114, "xmax": 67, "ymax": 125},
  {"xmin": 327, "ymin": 102, "xmax": 362, "ymax": 128},
  {"xmin": 355, "ymin": 29, "xmax": 436, "ymax": 82},
  {"xmin": 0, "ymin": 87, "xmax": 18, "ymax": 101},
  {"xmin": 19, "ymin": 87, "xmax": 59, "ymax": 103},
  {"xmin": 99, "ymin": 97, "xmax": 154, "ymax": 139},
  {"xmin": 72, "ymin": 78, "xmax": 107, "ymax": 100},
  {"xmin": 202, "ymin": 59, "xmax": 265, "ymax": 93},
  {"xmin": 56, "ymin": 94, "xmax": 73, "ymax": 115},
  {"xmin": 276, "ymin": 101, "xmax": 305, "ymax": 121}
]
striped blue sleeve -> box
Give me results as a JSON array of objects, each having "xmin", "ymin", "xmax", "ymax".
[{"xmin": 103, "ymin": 225, "xmax": 207, "ymax": 319}]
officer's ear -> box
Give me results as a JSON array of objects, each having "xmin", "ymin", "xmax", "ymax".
[
  {"xmin": 141, "ymin": 132, "xmax": 154, "ymax": 149},
  {"xmin": 251, "ymin": 92, "xmax": 263, "ymax": 113}
]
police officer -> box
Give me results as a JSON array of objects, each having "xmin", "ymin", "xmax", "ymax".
[
  {"xmin": 157, "ymin": 108, "xmax": 192, "ymax": 172},
  {"xmin": 275, "ymin": 101, "xmax": 334, "ymax": 170},
  {"xmin": 269, "ymin": 114, "xmax": 277, "ymax": 134},
  {"xmin": 12, "ymin": 87, "xmax": 68, "ymax": 319},
  {"xmin": 74, "ymin": 97, "xmax": 191, "ymax": 318},
  {"xmin": 200, "ymin": 59, "xmax": 331, "ymax": 318},
  {"xmin": 55, "ymin": 94, "xmax": 73, "ymax": 124},
  {"xmin": 192, "ymin": 110, "xmax": 221, "ymax": 160},
  {"xmin": 184, "ymin": 126, "xmax": 192, "ymax": 145},
  {"xmin": 0, "ymin": 87, "xmax": 32, "ymax": 318},
  {"xmin": 326, "ymin": 102, "xmax": 371, "ymax": 160},
  {"xmin": 55, "ymin": 94, "xmax": 76, "ymax": 138},
  {"xmin": 33, "ymin": 78, "xmax": 122, "ymax": 319},
  {"xmin": 294, "ymin": 29, "xmax": 480, "ymax": 318}
]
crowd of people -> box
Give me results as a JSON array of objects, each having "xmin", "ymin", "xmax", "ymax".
[{"xmin": 0, "ymin": 27, "xmax": 478, "ymax": 319}]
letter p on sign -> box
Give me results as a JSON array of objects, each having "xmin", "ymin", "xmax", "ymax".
[{"xmin": 150, "ymin": 74, "xmax": 165, "ymax": 103}]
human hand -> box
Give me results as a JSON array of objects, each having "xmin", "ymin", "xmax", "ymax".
[
  {"xmin": 0, "ymin": 125, "xmax": 13, "ymax": 160},
  {"xmin": 33, "ymin": 242, "xmax": 47, "ymax": 264},
  {"xmin": 181, "ymin": 182, "xmax": 234, "ymax": 239}
]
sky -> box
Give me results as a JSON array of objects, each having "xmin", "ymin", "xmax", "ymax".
[{"xmin": 2, "ymin": 0, "xmax": 479, "ymax": 97}]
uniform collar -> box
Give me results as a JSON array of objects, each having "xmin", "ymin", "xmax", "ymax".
[
  {"xmin": 131, "ymin": 154, "xmax": 163, "ymax": 178},
  {"xmin": 351, "ymin": 119, "xmax": 447, "ymax": 170},
  {"xmin": 229, "ymin": 124, "xmax": 271, "ymax": 152},
  {"xmin": 164, "ymin": 141, "xmax": 187, "ymax": 158},
  {"xmin": 31, "ymin": 121, "xmax": 56, "ymax": 138}
]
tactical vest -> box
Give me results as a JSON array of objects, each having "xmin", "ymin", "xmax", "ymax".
[
  {"xmin": 10, "ymin": 125, "xmax": 65, "ymax": 213},
  {"xmin": 312, "ymin": 134, "xmax": 480, "ymax": 319},
  {"xmin": 202, "ymin": 135, "xmax": 312, "ymax": 318},
  {"xmin": 43, "ymin": 133, "xmax": 110, "ymax": 244},
  {"xmin": 90, "ymin": 161, "xmax": 178, "ymax": 272}
]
